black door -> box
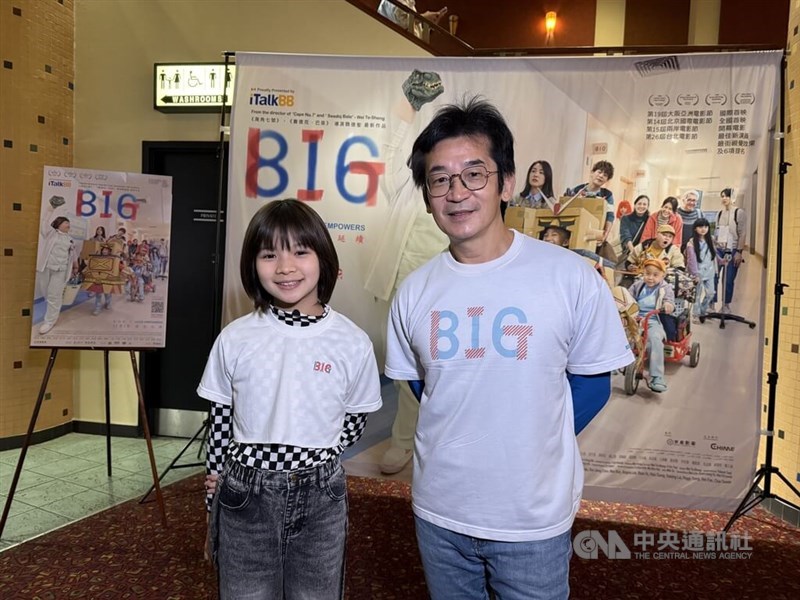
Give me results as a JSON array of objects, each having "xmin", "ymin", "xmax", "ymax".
[{"xmin": 141, "ymin": 141, "xmax": 227, "ymax": 436}]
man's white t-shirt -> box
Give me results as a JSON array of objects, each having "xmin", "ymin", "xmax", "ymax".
[
  {"xmin": 198, "ymin": 309, "xmax": 382, "ymax": 448},
  {"xmin": 386, "ymin": 230, "xmax": 633, "ymax": 541}
]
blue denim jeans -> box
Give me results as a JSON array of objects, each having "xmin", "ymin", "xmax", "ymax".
[
  {"xmin": 714, "ymin": 248, "xmax": 740, "ymax": 304},
  {"xmin": 415, "ymin": 516, "xmax": 572, "ymax": 600},
  {"xmin": 209, "ymin": 459, "xmax": 348, "ymax": 600}
]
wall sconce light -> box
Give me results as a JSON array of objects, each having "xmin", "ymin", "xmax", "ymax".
[{"xmin": 545, "ymin": 11, "xmax": 557, "ymax": 45}]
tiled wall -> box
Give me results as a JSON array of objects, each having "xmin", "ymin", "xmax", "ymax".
[
  {"xmin": 0, "ymin": 0, "xmax": 75, "ymax": 439},
  {"xmin": 759, "ymin": 0, "xmax": 800, "ymax": 519}
]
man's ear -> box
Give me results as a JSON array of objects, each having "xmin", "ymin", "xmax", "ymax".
[{"xmin": 501, "ymin": 174, "xmax": 516, "ymax": 203}]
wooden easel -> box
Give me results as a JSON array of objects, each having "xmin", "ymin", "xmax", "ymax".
[{"xmin": 0, "ymin": 348, "xmax": 167, "ymax": 538}]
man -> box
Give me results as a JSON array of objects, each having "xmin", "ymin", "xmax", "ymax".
[
  {"xmin": 385, "ymin": 98, "xmax": 633, "ymax": 599},
  {"xmin": 714, "ymin": 187, "xmax": 747, "ymax": 313},
  {"xmin": 377, "ymin": 0, "xmax": 447, "ymax": 42},
  {"xmin": 566, "ymin": 160, "xmax": 616, "ymax": 245},
  {"xmin": 676, "ymin": 190, "xmax": 703, "ymax": 251},
  {"xmin": 627, "ymin": 224, "xmax": 686, "ymax": 270}
]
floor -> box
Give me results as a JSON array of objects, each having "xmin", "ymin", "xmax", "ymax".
[{"xmin": 0, "ymin": 380, "xmax": 405, "ymax": 552}]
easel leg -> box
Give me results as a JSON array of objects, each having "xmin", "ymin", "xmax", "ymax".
[
  {"xmin": 104, "ymin": 349, "xmax": 112, "ymax": 477},
  {"xmin": 0, "ymin": 349, "xmax": 59, "ymax": 538},
  {"xmin": 129, "ymin": 351, "xmax": 168, "ymax": 527}
]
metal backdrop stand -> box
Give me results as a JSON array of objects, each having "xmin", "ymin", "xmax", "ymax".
[
  {"xmin": 139, "ymin": 416, "xmax": 208, "ymax": 503},
  {"xmin": 0, "ymin": 349, "xmax": 167, "ymax": 538},
  {"xmin": 140, "ymin": 52, "xmax": 234, "ymax": 502},
  {"xmin": 702, "ymin": 249, "xmax": 757, "ymax": 329},
  {"xmin": 725, "ymin": 51, "xmax": 799, "ymax": 531}
]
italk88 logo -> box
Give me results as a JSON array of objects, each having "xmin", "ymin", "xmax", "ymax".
[{"xmin": 249, "ymin": 92, "xmax": 295, "ymax": 107}]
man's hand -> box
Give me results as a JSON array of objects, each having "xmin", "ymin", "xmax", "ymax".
[
  {"xmin": 421, "ymin": 7, "xmax": 447, "ymax": 24},
  {"xmin": 733, "ymin": 251, "xmax": 744, "ymax": 267}
]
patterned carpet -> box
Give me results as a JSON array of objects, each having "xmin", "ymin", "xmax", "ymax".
[{"xmin": 0, "ymin": 474, "xmax": 798, "ymax": 599}]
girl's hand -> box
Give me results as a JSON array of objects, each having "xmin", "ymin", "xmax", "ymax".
[
  {"xmin": 203, "ymin": 474, "xmax": 218, "ymax": 562},
  {"xmin": 205, "ymin": 473, "xmax": 218, "ymax": 496},
  {"xmin": 664, "ymin": 302, "xmax": 675, "ymax": 314},
  {"xmin": 204, "ymin": 512, "xmax": 211, "ymax": 562}
]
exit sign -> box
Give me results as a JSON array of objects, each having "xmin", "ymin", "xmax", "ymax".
[{"xmin": 154, "ymin": 63, "xmax": 236, "ymax": 113}]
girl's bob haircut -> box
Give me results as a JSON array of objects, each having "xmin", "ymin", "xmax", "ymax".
[
  {"xmin": 240, "ymin": 199, "xmax": 339, "ymax": 312},
  {"xmin": 51, "ymin": 216, "xmax": 70, "ymax": 230}
]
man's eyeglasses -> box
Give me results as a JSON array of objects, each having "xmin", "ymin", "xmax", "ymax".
[{"xmin": 425, "ymin": 165, "xmax": 498, "ymax": 198}]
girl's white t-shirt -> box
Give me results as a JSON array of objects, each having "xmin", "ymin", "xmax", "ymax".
[{"xmin": 198, "ymin": 309, "xmax": 382, "ymax": 448}]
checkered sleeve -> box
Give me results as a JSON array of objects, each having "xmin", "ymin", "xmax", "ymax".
[
  {"xmin": 340, "ymin": 412, "xmax": 368, "ymax": 448},
  {"xmin": 206, "ymin": 401, "xmax": 232, "ymax": 511}
]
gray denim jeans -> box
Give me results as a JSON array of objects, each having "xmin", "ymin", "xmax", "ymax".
[{"xmin": 209, "ymin": 458, "xmax": 348, "ymax": 600}]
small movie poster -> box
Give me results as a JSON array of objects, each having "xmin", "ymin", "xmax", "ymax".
[{"xmin": 31, "ymin": 166, "xmax": 173, "ymax": 349}]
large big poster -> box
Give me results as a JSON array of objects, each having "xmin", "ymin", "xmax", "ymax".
[
  {"xmin": 226, "ymin": 51, "xmax": 780, "ymax": 510},
  {"xmin": 31, "ymin": 167, "xmax": 172, "ymax": 348}
]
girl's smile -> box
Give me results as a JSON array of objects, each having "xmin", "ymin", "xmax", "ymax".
[{"xmin": 257, "ymin": 239, "xmax": 322, "ymax": 315}]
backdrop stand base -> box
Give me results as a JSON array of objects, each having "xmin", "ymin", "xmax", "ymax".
[
  {"xmin": 140, "ymin": 417, "xmax": 208, "ymax": 504},
  {"xmin": 724, "ymin": 466, "xmax": 800, "ymax": 532}
]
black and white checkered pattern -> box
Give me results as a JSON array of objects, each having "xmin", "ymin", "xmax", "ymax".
[
  {"xmin": 341, "ymin": 412, "xmax": 368, "ymax": 448},
  {"xmin": 204, "ymin": 304, "xmax": 369, "ymax": 511},
  {"xmin": 207, "ymin": 403, "xmax": 232, "ymax": 475},
  {"xmin": 271, "ymin": 304, "xmax": 330, "ymax": 326}
]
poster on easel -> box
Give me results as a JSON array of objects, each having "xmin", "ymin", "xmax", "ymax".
[{"xmin": 31, "ymin": 166, "xmax": 173, "ymax": 349}]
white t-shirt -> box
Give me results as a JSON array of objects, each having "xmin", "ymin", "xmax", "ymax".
[
  {"xmin": 198, "ymin": 308, "xmax": 382, "ymax": 448},
  {"xmin": 386, "ymin": 230, "xmax": 633, "ymax": 541}
]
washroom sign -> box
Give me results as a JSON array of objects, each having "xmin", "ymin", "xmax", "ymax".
[{"xmin": 154, "ymin": 63, "xmax": 237, "ymax": 113}]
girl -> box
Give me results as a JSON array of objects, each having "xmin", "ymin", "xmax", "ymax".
[
  {"xmin": 36, "ymin": 214, "xmax": 78, "ymax": 334},
  {"xmin": 512, "ymin": 160, "xmax": 555, "ymax": 209},
  {"xmin": 198, "ymin": 199, "xmax": 382, "ymax": 600},
  {"xmin": 91, "ymin": 226, "xmax": 106, "ymax": 242},
  {"xmin": 619, "ymin": 194, "xmax": 650, "ymax": 257},
  {"xmin": 685, "ymin": 217, "xmax": 718, "ymax": 321},
  {"xmin": 641, "ymin": 196, "xmax": 684, "ymax": 248}
]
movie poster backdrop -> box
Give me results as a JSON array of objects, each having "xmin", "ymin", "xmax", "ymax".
[{"xmin": 225, "ymin": 51, "xmax": 780, "ymax": 510}]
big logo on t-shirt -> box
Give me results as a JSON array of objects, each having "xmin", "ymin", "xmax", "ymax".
[{"xmin": 430, "ymin": 306, "xmax": 533, "ymax": 361}]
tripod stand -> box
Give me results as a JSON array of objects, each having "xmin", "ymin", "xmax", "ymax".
[
  {"xmin": 140, "ymin": 416, "xmax": 208, "ymax": 503},
  {"xmin": 702, "ymin": 249, "xmax": 756, "ymax": 329},
  {"xmin": 724, "ymin": 51, "xmax": 799, "ymax": 531}
]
